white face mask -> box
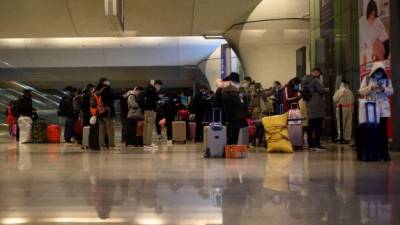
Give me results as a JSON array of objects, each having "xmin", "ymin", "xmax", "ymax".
[
  {"xmin": 103, "ymin": 81, "xmax": 111, "ymax": 86},
  {"xmin": 242, "ymin": 82, "xmax": 249, "ymax": 88}
]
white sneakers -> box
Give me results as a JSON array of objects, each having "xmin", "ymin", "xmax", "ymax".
[
  {"xmin": 144, "ymin": 143, "xmax": 159, "ymax": 151},
  {"xmin": 167, "ymin": 140, "xmax": 173, "ymax": 146}
]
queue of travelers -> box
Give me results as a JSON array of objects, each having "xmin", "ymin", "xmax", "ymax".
[{"xmin": 4, "ymin": 62, "xmax": 393, "ymax": 161}]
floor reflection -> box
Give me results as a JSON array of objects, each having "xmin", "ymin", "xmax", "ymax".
[{"xmin": 0, "ymin": 135, "xmax": 398, "ymax": 225}]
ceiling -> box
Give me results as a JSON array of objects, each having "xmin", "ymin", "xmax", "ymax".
[
  {"xmin": 0, "ymin": 37, "xmax": 225, "ymax": 68},
  {"xmin": 0, "ymin": 0, "xmax": 262, "ymax": 38}
]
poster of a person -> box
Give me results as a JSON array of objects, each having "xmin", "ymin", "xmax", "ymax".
[{"xmin": 359, "ymin": 0, "xmax": 390, "ymax": 66}]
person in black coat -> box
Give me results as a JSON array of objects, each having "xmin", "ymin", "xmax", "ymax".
[
  {"xmin": 94, "ymin": 78, "xmax": 116, "ymax": 149},
  {"xmin": 142, "ymin": 80, "xmax": 163, "ymax": 148},
  {"xmin": 190, "ymin": 88, "xmax": 211, "ymax": 142},
  {"xmin": 221, "ymin": 73, "xmax": 248, "ymax": 145}
]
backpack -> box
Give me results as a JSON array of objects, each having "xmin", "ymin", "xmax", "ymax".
[
  {"xmin": 90, "ymin": 93, "xmax": 107, "ymax": 116},
  {"xmin": 301, "ymin": 86, "xmax": 313, "ymax": 102}
]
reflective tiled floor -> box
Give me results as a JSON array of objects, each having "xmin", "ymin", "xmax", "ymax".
[{"xmin": 0, "ymin": 133, "xmax": 399, "ymax": 225}]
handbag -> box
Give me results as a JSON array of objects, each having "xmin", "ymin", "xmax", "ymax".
[{"xmin": 90, "ymin": 116, "xmax": 97, "ymax": 125}]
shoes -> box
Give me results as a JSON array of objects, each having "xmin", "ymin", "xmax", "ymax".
[
  {"xmin": 167, "ymin": 140, "xmax": 173, "ymax": 146},
  {"xmin": 382, "ymin": 156, "xmax": 391, "ymax": 161},
  {"xmin": 144, "ymin": 143, "xmax": 159, "ymax": 151},
  {"xmin": 312, "ymin": 146, "xmax": 327, "ymax": 152}
]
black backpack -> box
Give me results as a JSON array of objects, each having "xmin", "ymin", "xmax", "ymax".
[{"xmin": 301, "ymin": 86, "xmax": 313, "ymax": 102}]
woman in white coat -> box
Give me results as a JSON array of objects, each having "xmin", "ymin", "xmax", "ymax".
[{"xmin": 359, "ymin": 62, "xmax": 393, "ymax": 161}]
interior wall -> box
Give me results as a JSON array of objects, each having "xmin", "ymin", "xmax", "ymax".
[
  {"xmin": 224, "ymin": 0, "xmax": 310, "ymax": 88},
  {"xmin": 198, "ymin": 46, "xmax": 241, "ymax": 91}
]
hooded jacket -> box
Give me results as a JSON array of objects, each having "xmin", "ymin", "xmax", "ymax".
[
  {"xmin": 302, "ymin": 75, "xmax": 327, "ymax": 119},
  {"xmin": 359, "ymin": 62, "xmax": 393, "ymax": 118}
]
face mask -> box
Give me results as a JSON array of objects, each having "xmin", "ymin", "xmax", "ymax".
[
  {"xmin": 242, "ymin": 82, "xmax": 249, "ymax": 88},
  {"xmin": 103, "ymin": 81, "xmax": 110, "ymax": 86},
  {"xmin": 373, "ymin": 71, "xmax": 384, "ymax": 80}
]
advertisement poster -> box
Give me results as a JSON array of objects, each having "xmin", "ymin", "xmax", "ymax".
[
  {"xmin": 359, "ymin": 0, "xmax": 391, "ymax": 78},
  {"xmin": 359, "ymin": 0, "xmax": 392, "ymax": 136}
]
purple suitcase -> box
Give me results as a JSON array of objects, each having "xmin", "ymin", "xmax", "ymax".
[{"xmin": 205, "ymin": 109, "xmax": 227, "ymax": 158}]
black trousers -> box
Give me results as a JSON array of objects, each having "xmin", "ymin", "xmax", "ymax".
[
  {"xmin": 307, "ymin": 118, "xmax": 323, "ymax": 148},
  {"xmin": 227, "ymin": 123, "xmax": 241, "ymax": 145},
  {"xmin": 380, "ymin": 117, "xmax": 390, "ymax": 159}
]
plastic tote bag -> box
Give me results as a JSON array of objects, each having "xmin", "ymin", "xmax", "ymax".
[{"xmin": 18, "ymin": 116, "xmax": 33, "ymax": 144}]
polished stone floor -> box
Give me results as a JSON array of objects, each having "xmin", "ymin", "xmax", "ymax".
[{"xmin": 0, "ymin": 132, "xmax": 399, "ymax": 225}]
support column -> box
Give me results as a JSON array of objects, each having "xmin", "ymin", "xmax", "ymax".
[{"xmin": 390, "ymin": 0, "xmax": 400, "ymax": 151}]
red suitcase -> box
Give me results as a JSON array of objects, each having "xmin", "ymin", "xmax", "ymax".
[{"xmin": 47, "ymin": 124, "xmax": 61, "ymax": 143}]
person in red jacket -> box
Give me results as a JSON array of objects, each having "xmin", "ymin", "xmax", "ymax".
[
  {"xmin": 5, "ymin": 101, "xmax": 16, "ymax": 136},
  {"xmin": 283, "ymin": 77, "xmax": 302, "ymax": 111}
]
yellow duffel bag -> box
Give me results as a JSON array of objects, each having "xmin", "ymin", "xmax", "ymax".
[{"xmin": 262, "ymin": 114, "xmax": 294, "ymax": 153}]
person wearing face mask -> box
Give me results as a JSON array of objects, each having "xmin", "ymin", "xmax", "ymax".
[
  {"xmin": 333, "ymin": 79, "xmax": 354, "ymax": 144},
  {"xmin": 95, "ymin": 77, "xmax": 116, "ymax": 150},
  {"xmin": 268, "ymin": 81, "xmax": 284, "ymax": 115},
  {"xmin": 302, "ymin": 68, "xmax": 329, "ymax": 152},
  {"xmin": 142, "ymin": 80, "xmax": 163, "ymax": 149},
  {"xmin": 221, "ymin": 72, "xmax": 248, "ymax": 145},
  {"xmin": 283, "ymin": 77, "xmax": 302, "ymax": 112},
  {"xmin": 359, "ymin": 62, "xmax": 393, "ymax": 161}
]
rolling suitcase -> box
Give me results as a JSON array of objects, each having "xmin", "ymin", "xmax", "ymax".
[
  {"xmin": 126, "ymin": 118, "xmax": 144, "ymax": 147},
  {"xmin": 288, "ymin": 106, "xmax": 303, "ymax": 150},
  {"xmin": 18, "ymin": 116, "xmax": 33, "ymax": 144},
  {"xmin": 47, "ymin": 124, "xmax": 61, "ymax": 143},
  {"xmin": 82, "ymin": 126, "xmax": 90, "ymax": 149},
  {"xmin": 356, "ymin": 101, "xmax": 381, "ymax": 161},
  {"xmin": 172, "ymin": 121, "xmax": 186, "ymax": 143},
  {"xmin": 31, "ymin": 118, "xmax": 47, "ymax": 143},
  {"xmin": 189, "ymin": 122, "xmax": 196, "ymax": 142},
  {"xmin": 205, "ymin": 108, "xmax": 227, "ymax": 158}
]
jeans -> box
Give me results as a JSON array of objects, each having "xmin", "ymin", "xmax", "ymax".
[
  {"xmin": 143, "ymin": 110, "xmax": 156, "ymax": 145},
  {"xmin": 64, "ymin": 117, "xmax": 74, "ymax": 142},
  {"xmin": 307, "ymin": 118, "xmax": 323, "ymax": 148}
]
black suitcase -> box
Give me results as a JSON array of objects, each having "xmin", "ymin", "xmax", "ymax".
[
  {"xmin": 356, "ymin": 102, "xmax": 381, "ymax": 161},
  {"xmin": 89, "ymin": 123, "xmax": 100, "ymax": 150},
  {"xmin": 125, "ymin": 118, "xmax": 144, "ymax": 147},
  {"xmin": 31, "ymin": 118, "xmax": 47, "ymax": 143}
]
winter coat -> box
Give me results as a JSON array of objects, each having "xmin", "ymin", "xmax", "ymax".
[
  {"xmin": 333, "ymin": 87, "xmax": 354, "ymax": 112},
  {"xmin": 359, "ymin": 62, "xmax": 393, "ymax": 118},
  {"xmin": 221, "ymin": 83, "xmax": 247, "ymax": 128},
  {"xmin": 283, "ymin": 85, "xmax": 301, "ymax": 112},
  {"xmin": 98, "ymin": 85, "xmax": 116, "ymax": 118},
  {"xmin": 17, "ymin": 96, "xmax": 34, "ymax": 118},
  {"xmin": 143, "ymin": 85, "xmax": 158, "ymax": 111},
  {"xmin": 127, "ymin": 93, "xmax": 144, "ymax": 120},
  {"xmin": 302, "ymin": 75, "xmax": 328, "ymax": 119}
]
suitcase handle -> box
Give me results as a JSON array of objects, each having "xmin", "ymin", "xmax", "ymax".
[
  {"xmin": 211, "ymin": 108, "xmax": 222, "ymax": 124},
  {"xmin": 365, "ymin": 101, "xmax": 378, "ymax": 126}
]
